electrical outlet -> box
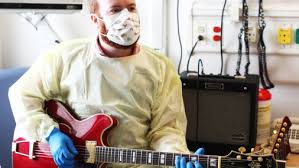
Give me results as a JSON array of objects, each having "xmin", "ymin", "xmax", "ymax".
[
  {"xmin": 248, "ymin": 26, "xmax": 257, "ymax": 43},
  {"xmin": 278, "ymin": 28, "xmax": 293, "ymax": 45},
  {"xmin": 193, "ymin": 23, "xmax": 207, "ymax": 45}
]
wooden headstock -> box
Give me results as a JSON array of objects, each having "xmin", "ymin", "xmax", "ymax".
[{"xmin": 271, "ymin": 116, "xmax": 292, "ymax": 160}]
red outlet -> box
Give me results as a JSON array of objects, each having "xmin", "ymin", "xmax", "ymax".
[
  {"xmin": 213, "ymin": 26, "xmax": 221, "ymax": 33},
  {"xmin": 213, "ymin": 35, "xmax": 221, "ymax": 42}
]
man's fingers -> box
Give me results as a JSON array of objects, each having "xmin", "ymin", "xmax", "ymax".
[
  {"xmin": 180, "ymin": 157, "xmax": 186, "ymax": 168},
  {"xmin": 187, "ymin": 162, "xmax": 194, "ymax": 168},
  {"xmin": 194, "ymin": 161, "xmax": 203, "ymax": 168},
  {"xmin": 62, "ymin": 147, "xmax": 75, "ymax": 159},
  {"xmin": 175, "ymin": 156, "xmax": 180, "ymax": 168},
  {"xmin": 66, "ymin": 139, "xmax": 78, "ymax": 155},
  {"xmin": 195, "ymin": 148, "xmax": 205, "ymax": 155}
]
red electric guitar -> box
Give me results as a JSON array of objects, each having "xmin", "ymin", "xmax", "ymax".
[{"xmin": 12, "ymin": 100, "xmax": 278, "ymax": 168}]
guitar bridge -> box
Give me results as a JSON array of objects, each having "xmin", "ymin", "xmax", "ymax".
[{"xmin": 12, "ymin": 140, "xmax": 36, "ymax": 159}]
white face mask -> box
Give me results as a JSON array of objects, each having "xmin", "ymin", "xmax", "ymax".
[{"xmin": 99, "ymin": 8, "xmax": 140, "ymax": 46}]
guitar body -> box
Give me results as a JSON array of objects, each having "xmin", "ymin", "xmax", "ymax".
[{"xmin": 12, "ymin": 100, "xmax": 118, "ymax": 168}]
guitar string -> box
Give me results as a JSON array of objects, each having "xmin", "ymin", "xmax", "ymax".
[
  {"xmin": 32, "ymin": 144, "xmax": 271, "ymax": 162},
  {"xmin": 31, "ymin": 152, "xmax": 254, "ymax": 168},
  {"xmin": 31, "ymin": 149, "xmax": 264, "ymax": 165},
  {"xmin": 31, "ymin": 153, "xmax": 252, "ymax": 168},
  {"xmin": 33, "ymin": 147, "xmax": 257, "ymax": 162}
]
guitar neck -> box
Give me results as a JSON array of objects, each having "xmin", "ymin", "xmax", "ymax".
[{"xmin": 90, "ymin": 146, "xmax": 250, "ymax": 167}]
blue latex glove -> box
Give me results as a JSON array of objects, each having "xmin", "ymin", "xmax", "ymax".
[
  {"xmin": 46, "ymin": 128, "xmax": 78, "ymax": 168},
  {"xmin": 175, "ymin": 148, "xmax": 204, "ymax": 168}
]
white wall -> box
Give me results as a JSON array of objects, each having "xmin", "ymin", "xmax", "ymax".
[
  {"xmin": 167, "ymin": 0, "xmax": 299, "ymax": 119},
  {"xmin": 0, "ymin": 0, "xmax": 165, "ymax": 68}
]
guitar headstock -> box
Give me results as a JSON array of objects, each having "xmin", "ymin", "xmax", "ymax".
[
  {"xmin": 271, "ymin": 116, "xmax": 292, "ymax": 158},
  {"xmin": 224, "ymin": 149, "xmax": 277, "ymax": 168}
]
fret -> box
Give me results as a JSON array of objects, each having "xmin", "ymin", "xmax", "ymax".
[
  {"xmin": 128, "ymin": 149, "xmax": 132, "ymax": 164},
  {"xmin": 147, "ymin": 151, "xmax": 153, "ymax": 164},
  {"xmin": 100, "ymin": 147, "xmax": 104, "ymax": 163},
  {"xmin": 136, "ymin": 150, "xmax": 141, "ymax": 164},
  {"xmin": 105, "ymin": 147, "xmax": 108, "ymax": 163},
  {"xmin": 190, "ymin": 155, "xmax": 198, "ymax": 162},
  {"xmin": 172, "ymin": 153, "xmax": 175, "ymax": 166},
  {"xmin": 153, "ymin": 151, "xmax": 159, "ymax": 165},
  {"xmin": 174, "ymin": 153, "xmax": 181, "ymax": 166},
  {"xmin": 141, "ymin": 150, "xmax": 147, "ymax": 164},
  {"xmin": 106, "ymin": 148, "xmax": 111, "ymax": 163},
  {"xmin": 125, "ymin": 149, "xmax": 130, "ymax": 163},
  {"xmin": 113, "ymin": 148, "xmax": 116, "ymax": 163},
  {"xmin": 97, "ymin": 147, "xmax": 101, "ymax": 162},
  {"xmin": 123, "ymin": 149, "xmax": 127, "ymax": 163},
  {"xmin": 209, "ymin": 157, "xmax": 217, "ymax": 167},
  {"xmin": 111, "ymin": 147, "xmax": 115, "ymax": 163},
  {"xmin": 132, "ymin": 150, "xmax": 137, "ymax": 163},
  {"xmin": 119, "ymin": 149, "xmax": 123, "ymax": 162},
  {"xmin": 182, "ymin": 154, "xmax": 190, "ymax": 162},
  {"xmin": 159, "ymin": 152, "xmax": 166, "ymax": 165},
  {"xmin": 115, "ymin": 148, "xmax": 119, "ymax": 163},
  {"xmin": 166, "ymin": 153, "xmax": 173, "ymax": 166},
  {"xmin": 95, "ymin": 148, "xmax": 98, "ymax": 164},
  {"xmin": 158, "ymin": 152, "xmax": 160, "ymax": 166},
  {"xmin": 207, "ymin": 155, "xmax": 210, "ymax": 168}
]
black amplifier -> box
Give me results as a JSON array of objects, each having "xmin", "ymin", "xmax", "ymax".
[{"xmin": 180, "ymin": 71, "xmax": 259, "ymax": 155}]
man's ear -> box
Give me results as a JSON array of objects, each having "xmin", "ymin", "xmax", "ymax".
[{"xmin": 90, "ymin": 14, "xmax": 98, "ymax": 24}]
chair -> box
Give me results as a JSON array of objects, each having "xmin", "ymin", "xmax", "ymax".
[{"xmin": 0, "ymin": 67, "xmax": 28, "ymax": 168}]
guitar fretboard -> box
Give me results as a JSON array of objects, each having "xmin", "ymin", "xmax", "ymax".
[
  {"xmin": 81, "ymin": 146, "xmax": 250, "ymax": 167},
  {"xmin": 94, "ymin": 147, "xmax": 212, "ymax": 166}
]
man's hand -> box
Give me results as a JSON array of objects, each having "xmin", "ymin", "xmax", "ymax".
[
  {"xmin": 46, "ymin": 128, "xmax": 78, "ymax": 168},
  {"xmin": 175, "ymin": 148, "xmax": 204, "ymax": 168}
]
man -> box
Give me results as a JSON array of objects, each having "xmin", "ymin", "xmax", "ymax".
[{"xmin": 9, "ymin": 0, "xmax": 203, "ymax": 167}]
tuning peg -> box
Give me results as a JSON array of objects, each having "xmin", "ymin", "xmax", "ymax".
[
  {"xmin": 279, "ymin": 133, "xmax": 284, "ymax": 138},
  {"xmin": 273, "ymin": 130, "xmax": 278, "ymax": 135},
  {"xmin": 238, "ymin": 147, "xmax": 246, "ymax": 154},
  {"xmin": 275, "ymin": 143, "xmax": 280, "ymax": 148},
  {"xmin": 275, "ymin": 124, "xmax": 282, "ymax": 130},
  {"xmin": 258, "ymin": 157, "xmax": 263, "ymax": 162},
  {"xmin": 236, "ymin": 155, "xmax": 242, "ymax": 160},
  {"xmin": 277, "ymin": 138, "xmax": 282, "ymax": 143},
  {"xmin": 273, "ymin": 149, "xmax": 278, "ymax": 153},
  {"xmin": 283, "ymin": 122, "xmax": 288, "ymax": 127},
  {"xmin": 281, "ymin": 128, "xmax": 286, "ymax": 132},
  {"xmin": 247, "ymin": 156, "xmax": 253, "ymax": 161}
]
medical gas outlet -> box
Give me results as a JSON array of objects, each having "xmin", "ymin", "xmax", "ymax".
[{"xmin": 278, "ymin": 28, "xmax": 292, "ymax": 45}]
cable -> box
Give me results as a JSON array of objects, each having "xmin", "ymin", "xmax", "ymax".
[
  {"xmin": 177, "ymin": 0, "xmax": 183, "ymax": 74},
  {"xmin": 220, "ymin": 0, "xmax": 228, "ymax": 75},
  {"xmin": 235, "ymin": 0, "xmax": 250, "ymax": 76},
  {"xmin": 243, "ymin": 0, "xmax": 250, "ymax": 75},
  {"xmin": 257, "ymin": 0, "xmax": 274, "ymax": 89},
  {"xmin": 236, "ymin": 28, "xmax": 244, "ymax": 76},
  {"xmin": 197, "ymin": 59, "xmax": 205, "ymax": 75},
  {"xmin": 187, "ymin": 39, "xmax": 200, "ymax": 73}
]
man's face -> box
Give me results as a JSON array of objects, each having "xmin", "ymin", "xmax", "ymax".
[
  {"xmin": 98, "ymin": 0, "xmax": 137, "ymax": 17},
  {"xmin": 94, "ymin": 0, "xmax": 138, "ymax": 48}
]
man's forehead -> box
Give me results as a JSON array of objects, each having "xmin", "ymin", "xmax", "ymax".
[{"xmin": 97, "ymin": 0, "xmax": 136, "ymax": 7}]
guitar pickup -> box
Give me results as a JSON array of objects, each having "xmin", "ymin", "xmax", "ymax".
[{"xmin": 85, "ymin": 141, "xmax": 97, "ymax": 164}]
